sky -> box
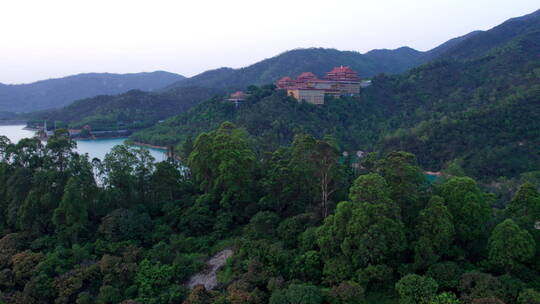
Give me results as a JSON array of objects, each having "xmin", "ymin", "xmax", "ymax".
[{"xmin": 0, "ymin": 0, "xmax": 538, "ymax": 84}]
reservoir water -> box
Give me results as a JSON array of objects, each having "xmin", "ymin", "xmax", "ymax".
[{"xmin": 0, "ymin": 125, "xmax": 167, "ymax": 161}]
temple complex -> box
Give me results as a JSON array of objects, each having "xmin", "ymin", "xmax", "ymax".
[{"xmin": 276, "ymin": 66, "xmax": 361, "ymax": 104}]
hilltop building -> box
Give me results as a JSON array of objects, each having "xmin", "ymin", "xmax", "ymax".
[
  {"xmin": 227, "ymin": 91, "xmax": 249, "ymax": 107},
  {"xmin": 276, "ymin": 66, "xmax": 361, "ymax": 104}
]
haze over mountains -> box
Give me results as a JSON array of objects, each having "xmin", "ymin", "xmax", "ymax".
[
  {"xmin": 26, "ymin": 8, "xmax": 540, "ymax": 137},
  {"xmin": 1, "ymin": 9, "xmax": 527, "ymax": 115},
  {"xmin": 0, "ymin": 71, "xmax": 185, "ymax": 112}
]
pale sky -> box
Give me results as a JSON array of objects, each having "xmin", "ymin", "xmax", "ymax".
[{"xmin": 0, "ymin": 0, "xmax": 538, "ymax": 84}]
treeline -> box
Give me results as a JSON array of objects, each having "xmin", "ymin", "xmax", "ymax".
[{"xmin": 0, "ymin": 124, "xmax": 538, "ymax": 303}]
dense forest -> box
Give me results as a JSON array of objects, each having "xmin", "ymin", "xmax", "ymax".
[
  {"xmin": 2, "ymin": 9, "xmax": 539, "ymax": 304},
  {"xmin": 0, "ymin": 125, "xmax": 538, "ymax": 304}
]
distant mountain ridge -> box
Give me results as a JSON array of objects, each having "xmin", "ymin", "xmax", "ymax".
[
  {"xmin": 129, "ymin": 9, "xmax": 540, "ymax": 181},
  {"xmin": 166, "ymin": 9, "xmax": 540, "ymax": 91},
  {"xmin": 165, "ymin": 47, "xmax": 427, "ymax": 91},
  {"xmin": 27, "ymin": 8, "xmax": 540, "ymax": 142},
  {"xmin": 435, "ymin": 9, "xmax": 540, "ymax": 60},
  {"xmin": 0, "ymin": 71, "xmax": 185, "ymax": 112}
]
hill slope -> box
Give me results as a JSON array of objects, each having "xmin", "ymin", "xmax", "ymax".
[
  {"xmin": 28, "ymin": 86, "xmax": 225, "ymax": 131},
  {"xmin": 0, "ymin": 71, "xmax": 185, "ymax": 112},
  {"xmin": 165, "ymin": 47, "xmax": 425, "ymax": 90},
  {"xmin": 132, "ymin": 10, "xmax": 540, "ymax": 181},
  {"xmin": 165, "ymin": 9, "xmax": 540, "ymax": 92},
  {"xmin": 436, "ymin": 9, "xmax": 540, "ymax": 60}
]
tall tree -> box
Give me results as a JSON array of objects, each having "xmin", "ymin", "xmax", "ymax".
[
  {"xmin": 413, "ymin": 196, "xmax": 455, "ymax": 270},
  {"xmin": 100, "ymin": 145, "xmax": 155, "ymax": 207},
  {"xmin": 17, "ymin": 170, "xmax": 64, "ymax": 234},
  {"xmin": 506, "ymin": 182, "xmax": 540, "ymax": 233},
  {"xmin": 376, "ymin": 151, "xmax": 424, "ymax": 228},
  {"xmin": 45, "ymin": 129, "xmax": 76, "ymax": 172},
  {"xmin": 437, "ymin": 177, "xmax": 491, "ymax": 257},
  {"xmin": 52, "ymin": 176, "xmax": 94, "ymax": 244},
  {"xmin": 188, "ymin": 122, "xmax": 256, "ymax": 222},
  {"xmin": 317, "ymin": 174, "xmax": 406, "ymax": 283},
  {"xmin": 488, "ymin": 219, "xmax": 535, "ymax": 272},
  {"xmin": 311, "ymin": 139, "xmax": 340, "ymax": 218},
  {"xmin": 10, "ymin": 138, "xmax": 44, "ymax": 169}
]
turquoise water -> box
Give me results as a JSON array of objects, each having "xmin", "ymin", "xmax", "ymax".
[{"xmin": 0, "ymin": 125, "xmax": 166, "ymax": 161}]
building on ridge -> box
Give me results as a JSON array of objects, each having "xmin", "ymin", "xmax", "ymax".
[
  {"xmin": 276, "ymin": 66, "xmax": 361, "ymax": 104},
  {"xmin": 227, "ymin": 91, "xmax": 249, "ymax": 107},
  {"xmin": 287, "ymin": 88, "xmax": 325, "ymax": 105}
]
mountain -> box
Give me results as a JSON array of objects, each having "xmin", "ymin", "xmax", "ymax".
[
  {"xmin": 131, "ymin": 9, "xmax": 540, "ymax": 181},
  {"xmin": 165, "ymin": 10, "xmax": 540, "ymax": 93},
  {"xmin": 435, "ymin": 9, "xmax": 540, "ymax": 60},
  {"xmin": 27, "ymin": 86, "xmax": 225, "ymax": 131},
  {"xmin": 0, "ymin": 71, "xmax": 185, "ymax": 112},
  {"xmin": 420, "ymin": 30, "xmax": 482, "ymax": 60},
  {"xmin": 164, "ymin": 47, "xmax": 426, "ymax": 90},
  {"xmin": 27, "ymin": 47, "xmax": 429, "ymax": 129}
]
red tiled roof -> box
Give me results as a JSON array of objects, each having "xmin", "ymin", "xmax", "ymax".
[
  {"xmin": 325, "ymin": 66, "xmax": 360, "ymax": 81},
  {"xmin": 329, "ymin": 66, "xmax": 355, "ymax": 74},
  {"xmin": 297, "ymin": 72, "xmax": 318, "ymax": 81},
  {"xmin": 230, "ymin": 91, "xmax": 248, "ymax": 99},
  {"xmin": 276, "ymin": 76, "xmax": 296, "ymax": 88}
]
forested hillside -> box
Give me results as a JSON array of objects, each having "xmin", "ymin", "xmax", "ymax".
[
  {"xmin": 0, "ymin": 71, "xmax": 185, "ymax": 112},
  {"xmin": 29, "ymin": 9, "xmax": 540, "ymax": 132},
  {"xmin": 164, "ymin": 47, "xmax": 426, "ymax": 90},
  {"xmin": 28, "ymin": 87, "xmax": 225, "ymax": 131},
  {"xmin": 0, "ymin": 126, "xmax": 538, "ymax": 304},
  {"xmin": 26, "ymin": 47, "xmax": 427, "ymax": 130},
  {"xmin": 131, "ymin": 10, "xmax": 540, "ymax": 182}
]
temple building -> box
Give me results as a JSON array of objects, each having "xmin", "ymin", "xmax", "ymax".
[
  {"xmin": 228, "ymin": 91, "xmax": 249, "ymax": 106},
  {"xmin": 276, "ymin": 66, "xmax": 361, "ymax": 104}
]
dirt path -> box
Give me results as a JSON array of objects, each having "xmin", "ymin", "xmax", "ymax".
[{"xmin": 186, "ymin": 248, "xmax": 233, "ymax": 290}]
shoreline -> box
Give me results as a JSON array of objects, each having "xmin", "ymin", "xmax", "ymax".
[
  {"xmin": 131, "ymin": 141, "xmax": 168, "ymax": 151},
  {"xmin": 75, "ymin": 136, "xmax": 128, "ymax": 141}
]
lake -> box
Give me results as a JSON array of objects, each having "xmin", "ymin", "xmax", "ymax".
[{"xmin": 0, "ymin": 125, "xmax": 167, "ymax": 161}]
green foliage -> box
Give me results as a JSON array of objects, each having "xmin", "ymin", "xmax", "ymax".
[
  {"xmin": 135, "ymin": 259, "xmax": 183, "ymax": 304},
  {"xmin": 349, "ymin": 173, "xmax": 392, "ymax": 204},
  {"xmin": 53, "ymin": 176, "xmax": 92, "ymax": 244},
  {"xmin": 517, "ymin": 288, "xmax": 540, "ymax": 304},
  {"xmin": 316, "ymin": 174, "xmax": 405, "ymax": 283},
  {"xmin": 245, "ymin": 211, "xmax": 280, "ymax": 239},
  {"xmin": 487, "ymin": 219, "xmax": 535, "ymax": 271},
  {"xmin": 395, "ymin": 274, "xmax": 439, "ymax": 304},
  {"xmin": 426, "ymin": 262, "xmax": 464, "ymax": 291},
  {"xmin": 188, "ymin": 122, "xmax": 256, "ymax": 223},
  {"xmin": 414, "ymin": 196, "xmax": 455, "ymax": 269},
  {"xmin": 506, "ymin": 182, "xmax": 540, "ymax": 235},
  {"xmin": 98, "ymin": 209, "xmax": 152, "ymax": 243},
  {"xmin": 429, "ymin": 292, "xmax": 460, "ymax": 304},
  {"xmin": 328, "ymin": 281, "xmax": 365, "ymax": 304},
  {"xmin": 376, "ymin": 151, "xmax": 424, "ymax": 226},
  {"xmin": 269, "ymin": 283, "xmax": 322, "ymax": 304},
  {"xmin": 437, "ymin": 177, "xmax": 491, "ymax": 257},
  {"xmin": 458, "ymin": 271, "xmax": 504, "ymax": 303}
]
